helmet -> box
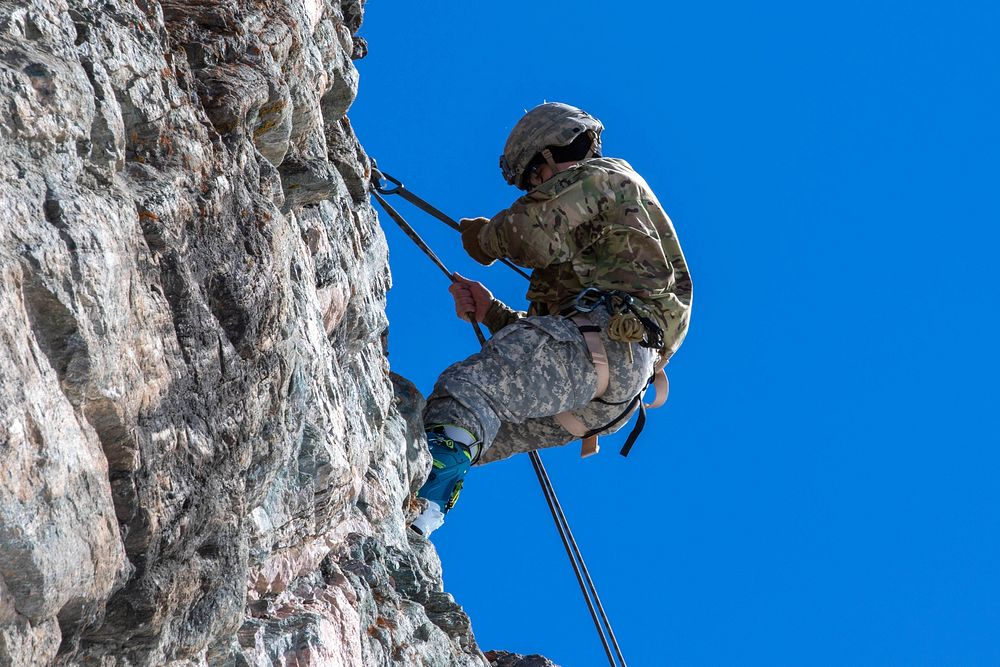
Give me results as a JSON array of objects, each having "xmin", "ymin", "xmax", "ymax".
[{"xmin": 499, "ymin": 102, "xmax": 604, "ymax": 189}]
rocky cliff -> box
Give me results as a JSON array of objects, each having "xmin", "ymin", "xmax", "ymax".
[{"xmin": 0, "ymin": 1, "xmax": 552, "ymax": 665}]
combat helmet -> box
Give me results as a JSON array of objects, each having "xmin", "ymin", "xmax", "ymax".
[{"xmin": 499, "ymin": 102, "xmax": 603, "ymax": 189}]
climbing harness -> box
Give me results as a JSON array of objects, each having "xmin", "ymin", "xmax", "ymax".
[
  {"xmin": 565, "ymin": 287, "xmax": 665, "ymax": 350},
  {"xmin": 558, "ymin": 287, "xmax": 671, "ymax": 457},
  {"xmin": 369, "ymin": 171, "xmax": 629, "ymax": 667}
]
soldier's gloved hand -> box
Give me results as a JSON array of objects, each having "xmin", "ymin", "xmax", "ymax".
[
  {"xmin": 459, "ymin": 217, "xmax": 495, "ymax": 266},
  {"xmin": 449, "ymin": 273, "xmax": 493, "ymax": 322}
]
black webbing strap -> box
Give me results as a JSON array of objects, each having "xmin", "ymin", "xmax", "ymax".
[
  {"xmin": 579, "ymin": 382, "xmax": 651, "ymax": 459},
  {"xmin": 619, "ymin": 402, "xmax": 646, "ymax": 457}
]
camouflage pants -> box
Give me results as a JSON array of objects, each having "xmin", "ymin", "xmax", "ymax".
[{"xmin": 423, "ymin": 309, "xmax": 657, "ymax": 465}]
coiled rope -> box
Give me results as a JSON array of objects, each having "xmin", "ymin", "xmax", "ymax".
[{"xmin": 607, "ymin": 312, "xmax": 647, "ymax": 344}]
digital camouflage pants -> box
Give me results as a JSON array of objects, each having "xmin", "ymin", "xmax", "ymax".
[{"xmin": 423, "ymin": 308, "xmax": 657, "ymax": 466}]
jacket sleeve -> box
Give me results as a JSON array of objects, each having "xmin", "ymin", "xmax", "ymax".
[
  {"xmin": 481, "ymin": 298, "xmax": 525, "ymax": 334},
  {"xmin": 477, "ymin": 171, "xmax": 614, "ymax": 269}
]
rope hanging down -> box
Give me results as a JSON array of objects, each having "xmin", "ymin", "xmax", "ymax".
[
  {"xmin": 529, "ymin": 451, "xmax": 628, "ymax": 667},
  {"xmin": 369, "ymin": 171, "xmax": 627, "ymax": 667}
]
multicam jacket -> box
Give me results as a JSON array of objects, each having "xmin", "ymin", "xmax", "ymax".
[{"xmin": 478, "ymin": 157, "xmax": 693, "ymax": 356}]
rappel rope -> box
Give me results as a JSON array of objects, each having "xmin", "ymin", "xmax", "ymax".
[
  {"xmin": 370, "ymin": 167, "xmax": 628, "ymax": 667},
  {"xmin": 371, "ymin": 189, "xmax": 487, "ymax": 345},
  {"xmin": 529, "ymin": 450, "xmax": 628, "ymax": 667},
  {"xmin": 372, "ymin": 167, "xmax": 532, "ymax": 281}
]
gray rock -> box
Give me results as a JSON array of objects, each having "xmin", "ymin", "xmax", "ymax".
[
  {"xmin": 485, "ymin": 651, "xmax": 563, "ymax": 667},
  {"xmin": 278, "ymin": 156, "xmax": 346, "ymax": 211},
  {"xmin": 0, "ymin": 0, "xmax": 555, "ymax": 665}
]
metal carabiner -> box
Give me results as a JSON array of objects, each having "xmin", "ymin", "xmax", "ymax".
[
  {"xmin": 572, "ymin": 287, "xmax": 606, "ymax": 313},
  {"xmin": 371, "ymin": 162, "xmax": 403, "ymax": 195}
]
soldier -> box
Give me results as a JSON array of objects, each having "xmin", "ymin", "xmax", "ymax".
[{"xmin": 410, "ymin": 103, "xmax": 693, "ymax": 537}]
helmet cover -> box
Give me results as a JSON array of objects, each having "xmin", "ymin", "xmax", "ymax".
[{"xmin": 499, "ymin": 102, "xmax": 603, "ymax": 188}]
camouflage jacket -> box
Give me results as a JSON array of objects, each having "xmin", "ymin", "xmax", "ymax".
[{"xmin": 479, "ymin": 157, "xmax": 692, "ymax": 356}]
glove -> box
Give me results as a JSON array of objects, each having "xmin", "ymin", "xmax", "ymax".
[
  {"xmin": 459, "ymin": 217, "xmax": 495, "ymax": 266},
  {"xmin": 449, "ymin": 274, "xmax": 493, "ymax": 322}
]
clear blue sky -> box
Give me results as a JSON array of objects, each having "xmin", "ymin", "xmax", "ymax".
[{"xmin": 351, "ymin": 2, "xmax": 999, "ymax": 665}]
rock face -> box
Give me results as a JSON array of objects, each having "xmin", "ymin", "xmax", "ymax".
[
  {"xmin": 0, "ymin": 1, "xmax": 532, "ymax": 664},
  {"xmin": 484, "ymin": 652, "xmax": 561, "ymax": 667}
]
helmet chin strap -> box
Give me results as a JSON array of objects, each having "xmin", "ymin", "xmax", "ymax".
[
  {"xmin": 540, "ymin": 148, "xmax": 558, "ymax": 170},
  {"xmin": 530, "ymin": 130, "xmax": 601, "ymax": 187},
  {"xmin": 583, "ymin": 130, "xmax": 600, "ymax": 159},
  {"xmin": 541, "ymin": 130, "xmax": 600, "ymax": 173}
]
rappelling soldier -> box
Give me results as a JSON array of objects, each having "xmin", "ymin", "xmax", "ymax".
[{"xmin": 411, "ymin": 103, "xmax": 693, "ymax": 537}]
